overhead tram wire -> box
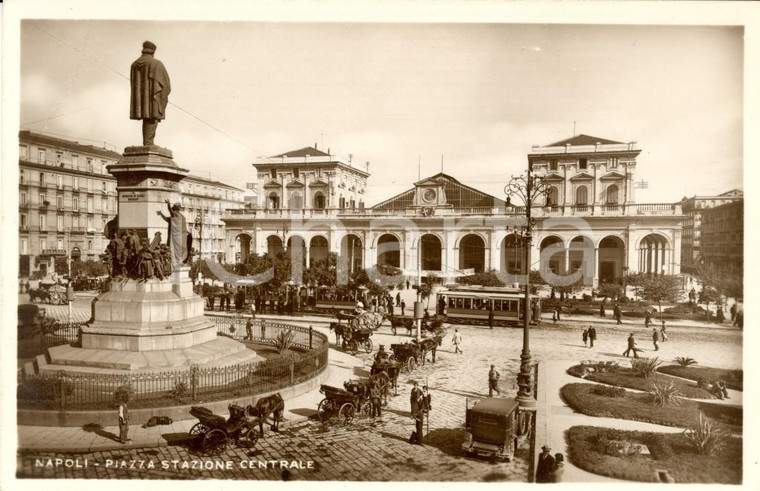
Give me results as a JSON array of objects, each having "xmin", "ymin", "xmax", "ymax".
[{"xmin": 30, "ymin": 24, "xmax": 282, "ymax": 165}]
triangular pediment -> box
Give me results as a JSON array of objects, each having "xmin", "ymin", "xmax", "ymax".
[
  {"xmin": 599, "ymin": 171, "xmax": 626, "ymax": 180},
  {"xmin": 543, "ymin": 173, "xmax": 565, "ymax": 182},
  {"xmin": 569, "ymin": 172, "xmax": 594, "ymax": 181},
  {"xmin": 262, "ymin": 179, "xmax": 281, "ymax": 189},
  {"xmin": 373, "ymin": 172, "xmax": 500, "ymax": 210},
  {"xmin": 310, "ymin": 179, "xmax": 329, "ymax": 187},
  {"xmin": 286, "ymin": 180, "xmax": 305, "ymax": 188}
]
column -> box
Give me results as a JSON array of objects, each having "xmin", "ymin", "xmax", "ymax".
[
  {"xmin": 304, "ymin": 179, "xmax": 310, "ymax": 210},
  {"xmin": 564, "ymin": 248, "xmax": 570, "ymax": 275},
  {"xmin": 488, "ymin": 231, "xmax": 498, "ymax": 271},
  {"xmin": 305, "ymin": 246, "xmax": 311, "ymax": 269},
  {"xmin": 281, "ymin": 178, "xmax": 287, "ymax": 209},
  {"xmin": 593, "ymin": 247, "xmax": 600, "ymax": 287}
]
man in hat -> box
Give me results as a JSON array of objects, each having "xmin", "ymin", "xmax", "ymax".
[
  {"xmin": 488, "ymin": 364, "xmax": 501, "ymax": 397},
  {"xmin": 536, "ymin": 444, "xmax": 556, "ymax": 483},
  {"xmin": 130, "ymin": 41, "xmax": 171, "ymax": 146}
]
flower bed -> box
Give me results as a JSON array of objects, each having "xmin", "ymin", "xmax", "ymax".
[
  {"xmin": 567, "ymin": 363, "xmax": 714, "ymax": 399},
  {"xmin": 560, "ymin": 383, "xmax": 742, "ymax": 432},
  {"xmin": 658, "ymin": 365, "xmax": 743, "ymax": 391},
  {"xmin": 566, "ymin": 425, "xmax": 741, "ymax": 484}
]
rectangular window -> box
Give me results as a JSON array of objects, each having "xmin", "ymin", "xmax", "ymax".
[
  {"xmin": 317, "ymin": 167, "xmax": 322, "ymax": 177},
  {"xmin": 609, "ymin": 157, "xmax": 618, "ymax": 168},
  {"xmin": 87, "ymin": 240, "xmax": 92, "ymax": 251},
  {"xmin": 73, "ymin": 199, "xmax": 79, "ymax": 211},
  {"xmin": 102, "ymin": 181, "xmax": 107, "ymax": 191},
  {"xmin": 271, "ymin": 169, "xmax": 277, "ymax": 179},
  {"xmin": 20, "ymin": 145, "xmax": 28, "ymax": 160},
  {"xmin": 579, "ymin": 159, "xmax": 587, "ymax": 170},
  {"xmin": 20, "ymin": 239, "xmax": 27, "ymax": 254},
  {"xmin": 87, "ymin": 217, "xmax": 93, "ymax": 230},
  {"xmin": 73, "ymin": 216, "xmax": 79, "ymax": 227},
  {"xmin": 21, "ymin": 192, "xmax": 27, "ymax": 205},
  {"xmin": 40, "ymin": 172, "xmax": 46, "ymax": 186},
  {"xmin": 57, "ymin": 239, "xmax": 64, "ymax": 249},
  {"xmin": 57, "ymin": 174, "xmax": 63, "ymax": 188},
  {"xmin": 39, "ymin": 215, "xmax": 46, "ymax": 230},
  {"xmin": 101, "ymin": 160, "xmax": 107, "ymax": 174},
  {"xmin": 21, "ymin": 214, "xmax": 27, "ymax": 228},
  {"xmin": 72, "ymin": 155, "xmax": 79, "ymax": 169},
  {"xmin": 57, "ymin": 216, "xmax": 64, "ymax": 231},
  {"xmin": 549, "ymin": 160, "xmax": 558, "ymax": 171},
  {"xmin": 103, "ymin": 199, "xmax": 108, "ymax": 212},
  {"xmin": 294, "ymin": 168, "xmax": 300, "ymax": 178},
  {"xmin": 87, "ymin": 158, "xmax": 93, "ymax": 172},
  {"xmin": 73, "ymin": 177, "xmax": 79, "ymax": 189},
  {"xmin": 88, "ymin": 178, "xmax": 93, "ymax": 191},
  {"xmin": 39, "ymin": 193, "xmax": 47, "ymax": 205},
  {"xmin": 55, "ymin": 152, "xmax": 63, "ymax": 165},
  {"xmin": 57, "ymin": 196, "xmax": 64, "ymax": 209},
  {"xmin": 20, "ymin": 169, "xmax": 25, "ymax": 183},
  {"xmin": 87, "ymin": 197, "xmax": 94, "ymax": 212},
  {"xmin": 40, "ymin": 239, "xmax": 46, "ymax": 251},
  {"xmin": 39, "ymin": 149, "xmax": 46, "ymax": 164}
]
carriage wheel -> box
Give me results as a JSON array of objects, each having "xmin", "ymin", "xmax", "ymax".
[
  {"xmin": 364, "ymin": 338, "xmax": 373, "ymax": 353},
  {"xmin": 339, "ymin": 403, "xmax": 356, "ymax": 425},
  {"xmin": 317, "ymin": 399, "xmax": 335, "ymax": 422},
  {"xmin": 347, "ymin": 340, "xmax": 359, "ymax": 355},
  {"xmin": 407, "ymin": 357, "xmax": 417, "ymax": 372},
  {"xmin": 202, "ymin": 429, "xmax": 228, "ymax": 455},
  {"xmin": 236, "ymin": 424, "xmax": 259, "ymax": 448},
  {"xmin": 359, "ymin": 401, "xmax": 373, "ymax": 419},
  {"xmin": 188, "ymin": 422, "xmax": 208, "ymax": 447}
]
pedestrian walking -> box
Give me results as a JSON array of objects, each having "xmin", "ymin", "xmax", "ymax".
[
  {"xmin": 734, "ymin": 307, "xmax": 743, "ymax": 328},
  {"xmin": 550, "ymin": 453, "xmax": 565, "ymax": 483},
  {"xmin": 652, "ymin": 327, "xmax": 660, "ymax": 351},
  {"xmin": 716, "ymin": 307, "xmax": 725, "ymax": 323},
  {"xmin": 613, "ymin": 303, "xmax": 622, "ymax": 325},
  {"xmin": 488, "ymin": 364, "xmax": 501, "ymax": 397},
  {"xmin": 451, "ymin": 329, "xmax": 463, "ymax": 354},
  {"xmin": 588, "ymin": 326, "xmax": 597, "ymax": 348},
  {"xmin": 553, "ymin": 305, "xmax": 561, "ymax": 323},
  {"xmin": 660, "ymin": 320, "xmax": 668, "ymax": 341},
  {"xmin": 396, "ymin": 292, "xmax": 401, "ymax": 307},
  {"xmin": 249, "ymin": 300, "xmax": 256, "ymax": 320},
  {"xmin": 245, "ymin": 318, "xmax": 253, "ymax": 341},
  {"xmin": 410, "ymin": 381, "xmax": 422, "ymax": 414},
  {"xmin": 410, "ymin": 407, "xmax": 425, "ymax": 445},
  {"xmin": 623, "ymin": 332, "xmax": 639, "ymax": 358},
  {"xmin": 645, "ymin": 310, "xmax": 652, "ymax": 328},
  {"xmin": 406, "ymin": 279, "xmax": 410, "ymax": 290},
  {"xmin": 730, "ymin": 302, "xmax": 737, "ymax": 322},
  {"xmin": 421, "ymin": 385, "xmax": 432, "ymax": 412},
  {"xmin": 117, "ymin": 401, "xmax": 130, "ymax": 444},
  {"xmin": 599, "ymin": 301, "xmax": 606, "ymax": 317},
  {"xmin": 536, "ymin": 445, "xmax": 556, "ymax": 483},
  {"xmin": 400, "ymin": 300, "xmax": 406, "ymax": 316},
  {"xmin": 488, "ymin": 308, "xmax": 495, "ymax": 329},
  {"xmin": 582, "ymin": 328, "xmax": 588, "ymax": 346}
]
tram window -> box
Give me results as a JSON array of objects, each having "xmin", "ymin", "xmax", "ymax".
[
  {"xmin": 483, "ymin": 300, "xmax": 491, "ymax": 310},
  {"xmin": 473, "ymin": 298, "xmax": 482, "ymax": 309},
  {"xmin": 463, "ymin": 298, "xmax": 472, "ymax": 309},
  {"xmin": 449, "ymin": 298, "xmax": 456, "ymax": 308}
]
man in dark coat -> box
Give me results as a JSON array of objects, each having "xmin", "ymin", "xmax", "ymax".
[
  {"xmin": 536, "ymin": 445, "xmax": 556, "ymax": 483},
  {"xmin": 412, "ymin": 407, "xmax": 425, "ymax": 445},
  {"xmin": 130, "ymin": 41, "xmax": 171, "ymax": 146},
  {"xmin": 488, "ymin": 308, "xmax": 495, "ymax": 329},
  {"xmin": 652, "ymin": 327, "xmax": 660, "ymax": 351},
  {"xmin": 410, "ymin": 381, "xmax": 422, "ymax": 414},
  {"xmin": 588, "ymin": 326, "xmax": 597, "ymax": 348},
  {"xmin": 488, "ymin": 365, "xmax": 501, "ymax": 397},
  {"xmin": 613, "ymin": 303, "xmax": 622, "ymax": 325},
  {"xmin": 623, "ymin": 332, "xmax": 639, "ymax": 358}
]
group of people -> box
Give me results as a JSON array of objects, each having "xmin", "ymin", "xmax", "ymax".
[
  {"xmin": 409, "ymin": 381, "xmax": 432, "ymax": 445},
  {"xmin": 581, "ymin": 326, "xmax": 597, "ymax": 348},
  {"xmin": 104, "ymin": 229, "xmax": 173, "ymax": 281},
  {"xmin": 536, "ymin": 445, "xmax": 565, "ymax": 483}
]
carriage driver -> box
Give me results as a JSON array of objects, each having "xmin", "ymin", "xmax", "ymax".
[{"xmin": 375, "ymin": 345, "xmax": 390, "ymax": 363}]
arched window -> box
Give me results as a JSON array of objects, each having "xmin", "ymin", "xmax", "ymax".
[
  {"xmin": 575, "ymin": 186, "xmax": 588, "ymax": 205},
  {"xmin": 268, "ymin": 192, "xmax": 280, "ymax": 210},
  {"xmin": 313, "ymin": 192, "xmax": 325, "ymax": 210},
  {"xmin": 606, "ymin": 184, "xmax": 619, "ymax": 205},
  {"xmin": 547, "ymin": 186, "xmax": 559, "ymax": 207}
]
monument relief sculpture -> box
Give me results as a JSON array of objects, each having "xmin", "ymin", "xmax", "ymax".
[
  {"xmin": 130, "ymin": 41, "xmax": 171, "ymax": 146},
  {"xmin": 157, "ymin": 199, "xmax": 193, "ymax": 266}
]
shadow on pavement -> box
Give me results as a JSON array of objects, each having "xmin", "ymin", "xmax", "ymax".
[
  {"xmin": 378, "ymin": 431, "xmax": 409, "ymax": 444},
  {"xmin": 289, "ymin": 408, "xmax": 316, "ymax": 418},
  {"xmin": 430, "ymin": 387, "xmax": 486, "ymax": 400},
  {"xmin": 560, "ymin": 343, "xmax": 588, "ymax": 348},
  {"xmin": 161, "ymin": 432, "xmax": 190, "ymax": 445},
  {"xmin": 422, "ymin": 428, "xmax": 468, "ymax": 456},
  {"xmin": 352, "ymin": 367, "xmax": 370, "ymax": 377},
  {"xmin": 82, "ymin": 423, "xmax": 119, "ymax": 442}
]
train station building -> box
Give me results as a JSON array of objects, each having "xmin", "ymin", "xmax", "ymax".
[{"xmin": 222, "ymin": 135, "xmax": 684, "ymax": 287}]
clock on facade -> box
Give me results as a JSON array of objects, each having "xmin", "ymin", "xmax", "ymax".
[{"xmin": 422, "ymin": 188, "xmax": 437, "ymax": 203}]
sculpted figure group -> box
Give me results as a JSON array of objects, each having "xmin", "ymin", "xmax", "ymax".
[{"xmin": 104, "ymin": 229, "xmax": 173, "ymax": 281}]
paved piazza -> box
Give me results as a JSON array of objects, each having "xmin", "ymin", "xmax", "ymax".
[{"xmin": 16, "ymin": 313, "xmax": 741, "ymax": 481}]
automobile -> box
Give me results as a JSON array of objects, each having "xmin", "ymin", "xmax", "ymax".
[{"xmin": 462, "ymin": 397, "xmax": 528, "ymax": 462}]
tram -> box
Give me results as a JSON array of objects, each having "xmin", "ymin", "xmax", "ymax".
[{"xmin": 436, "ymin": 285, "xmax": 541, "ymax": 326}]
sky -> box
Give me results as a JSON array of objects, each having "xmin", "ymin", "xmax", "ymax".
[{"xmin": 18, "ymin": 20, "xmax": 744, "ymax": 205}]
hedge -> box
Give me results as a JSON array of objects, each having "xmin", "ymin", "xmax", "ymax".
[
  {"xmin": 658, "ymin": 365, "xmax": 743, "ymax": 391},
  {"xmin": 566, "ymin": 364, "xmax": 715, "ymax": 399}
]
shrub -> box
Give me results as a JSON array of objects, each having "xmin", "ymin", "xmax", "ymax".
[
  {"xmin": 674, "ymin": 356, "xmax": 698, "ymax": 367},
  {"xmin": 648, "ymin": 380, "xmax": 682, "ymax": 406},
  {"xmin": 696, "ymin": 377, "xmax": 710, "ymax": 389},
  {"xmin": 642, "ymin": 433, "xmax": 675, "ymax": 461},
  {"xmin": 684, "ymin": 413, "xmax": 726, "ymax": 455},
  {"xmin": 273, "ymin": 328, "xmax": 296, "ymax": 354},
  {"xmin": 592, "ymin": 385, "xmax": 627, "ymax": 398},
  {"xmin": 631, "ymin": 357, "xmax": 661, "ymax": 379},
  {"xmin": 597, "ymin": 435, "xmax": 642, "ymax": 457},
  {"xmin": 171, "ymin": 380, "xmax": 188, "ymax": 401}
]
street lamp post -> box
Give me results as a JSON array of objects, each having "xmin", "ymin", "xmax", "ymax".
[{"xmin": 504, "ymin": 163, "xmax": 548, "ymax": 408}]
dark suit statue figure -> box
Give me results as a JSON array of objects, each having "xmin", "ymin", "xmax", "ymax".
[
  {"xmin": 130, "ymin": 41, "xmax": 171, "ymax": 146},
  {"xmin": 157, "ymin": 200, "xmax": 192, "ymax": 266}
]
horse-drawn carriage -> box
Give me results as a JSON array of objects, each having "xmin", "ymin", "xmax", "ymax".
[
  {"xmin": 370, "ymin": 360, "xmax": 400, "ymax": 399},
  {"xmin": 317, "ymin": 381, "xmax": 375, "ymax": 425},
  {"xmin": 389, "ymin": 342, "xmax": 422, "ymax": 372},
  {"xmin": 188, "ymin": 394, "xmax": 284, "ymax": 455},
  {"xmin": 330, "ymin": 310, "xmax": 386, "ymax": 354},
  {"xmin": 188, "ymin": 404, "xmax": 260, "ymax": 455},
  {"xmin": 28, "ymin": 281, "xmax": 68, "ymax": 305}
]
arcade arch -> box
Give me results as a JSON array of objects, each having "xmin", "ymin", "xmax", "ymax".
[
  {"xmin": 599, "ymin": 236, "xmax": 625, "ymax": 284},
  {"xmin": 539, "ymin": 236, "xmax": 565, "ymax": 274},
  {"xmin": 266, "ymin": 235, "xmax": 283, "ymax": 257},
  {"xmin": 420, "ymin": 234, "xmax": 442, "ymax": 272},
  {"xmin": 639, "ymin": 234, "xmax": 670, "ymax": 275},
  {"xmin": 377, "ymin": 233, "xmax": 401, "ymax": 268},
  {"xmin": 341, "ymin": 234, "xmax": 363, "ymax": 273},
  {"xmin": 458, "ymin": 234, "xmax": 485, "ymax": 273}
]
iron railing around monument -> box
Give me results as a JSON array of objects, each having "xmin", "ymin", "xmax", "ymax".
[{"xmin": 18, "ymin": 320, "xmax": 328, "ymax": 411}]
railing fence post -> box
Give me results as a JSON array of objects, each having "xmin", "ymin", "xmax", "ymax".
[{"xmin": 191, "ymin": 364, "xmax": 198, "ymax": 402}]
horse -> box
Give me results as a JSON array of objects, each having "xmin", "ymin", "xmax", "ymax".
[
  {"xmin": 329, "ymin": 321, "xmax": 351, "ymax": 346},
  {"xmin": 28, "ymin": 288, "xmax": 50, "ymax": 304},
  {"xmin": 390, "ymin": 315, "xmax": 414, "ymax": 336},
  {"xmin": 247, "ymin": 392, "xmax": 285, "ymax": 436},
  {"xmin": 418, "ymin": 335, "xmax": 443, "ymax": 365}
]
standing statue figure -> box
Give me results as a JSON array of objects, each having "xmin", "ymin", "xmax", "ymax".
[
  {"xmin": 130, "ymin": 41, "xmax": 171, "ymax": 146},
  {"xmin": 157, "ymin": 199, "xmax": 192, "ymax": 266}
]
